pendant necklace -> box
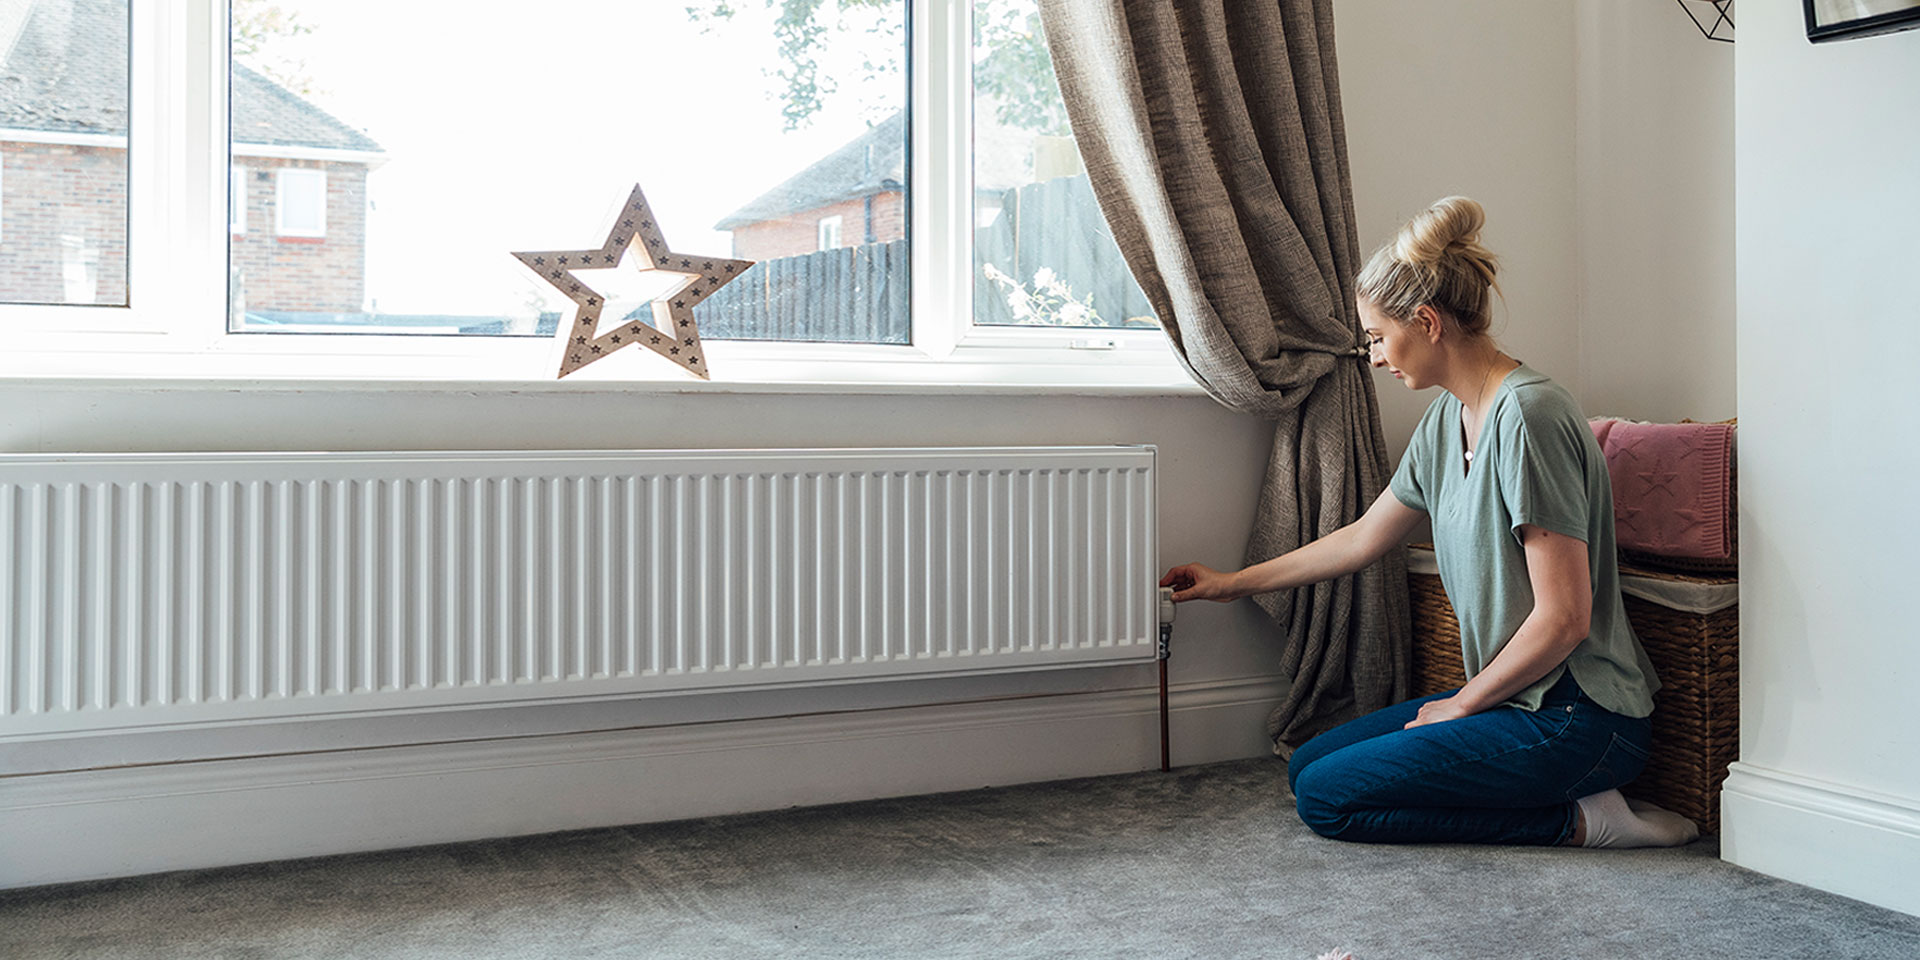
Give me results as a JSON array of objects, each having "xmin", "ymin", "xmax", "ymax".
[{"xmin": 1463, "ymin": 357, "xmax": 1504, "ymax": 466}]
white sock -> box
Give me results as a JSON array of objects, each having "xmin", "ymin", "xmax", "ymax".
[{"xmin": 1575, "ymin": 789, "xmax": 1700, "ymax": 848}]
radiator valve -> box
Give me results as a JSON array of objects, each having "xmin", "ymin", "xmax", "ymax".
[{"xmin": 1157, "ymin": 586, "xmax": 1175, "ymax": 660}]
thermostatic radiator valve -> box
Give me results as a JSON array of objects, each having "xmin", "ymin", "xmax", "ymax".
[{"xmin": 1157, "ymin": 586, "xmax": 1176, "ymax": 772}]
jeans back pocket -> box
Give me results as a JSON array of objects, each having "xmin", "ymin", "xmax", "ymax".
[{"xmin": 1565, "ymin": 732, "xmax": 1653, "ymax": 801}]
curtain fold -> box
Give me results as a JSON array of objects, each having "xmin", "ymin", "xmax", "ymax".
[{"xmin": 1037, "ymin": 0, "xmax": 1409, "ymax": 754}]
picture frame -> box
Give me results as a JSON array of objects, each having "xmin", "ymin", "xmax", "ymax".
[{"xmin": 1804, "ymin": 0, "xmax": 1920, "ymax": 42}]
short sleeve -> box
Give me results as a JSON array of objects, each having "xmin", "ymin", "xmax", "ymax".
[
  {"xmin": 1495, "ymin": 403, "xmax": 1592, "ymax": 544},
  {"xmin": 1389, "ymin": 413, "xmax": 1431, "ymax": 514}
]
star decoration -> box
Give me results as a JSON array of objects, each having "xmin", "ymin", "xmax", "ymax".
[
  {"xmin": 511, "ymin": 183, "xmax": 754, "ymax": 380},
  {"xmin": 1638, "ymin": 470, "xmax": 1681, "ymax": 497}
]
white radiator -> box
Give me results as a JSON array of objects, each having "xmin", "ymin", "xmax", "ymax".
[{"xmin": 0, "ymin": 446, "xmax": 1156, "ymax": 739}]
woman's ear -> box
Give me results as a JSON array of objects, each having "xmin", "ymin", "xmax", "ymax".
[{"xmin": 1412, "ymin": 304, "xmax": 1446, "ymax": 344}]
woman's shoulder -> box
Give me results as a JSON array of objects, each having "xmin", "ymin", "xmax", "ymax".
[
  {"xmin": 1414, "ymin": 390, "xmax": 1456, "ymax": 429},
  {"xmin": 1497, "ymin": 367, "xmax": 1590, "ymax": 439}
]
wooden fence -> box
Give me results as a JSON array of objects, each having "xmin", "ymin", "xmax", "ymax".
[
  {"xmin": 695, "ymin": 174, "xmax": 1156, "ymax": 341},
  {"xmin": 973, "ymin": 174, "xmax": 1156, "ymax": 329},
  {"xmin": 696, "ymin": 240, "xmax": 910, "ymax": 343}
]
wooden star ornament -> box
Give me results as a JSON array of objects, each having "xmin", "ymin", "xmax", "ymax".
[{"xmin": 512, "ymin": 184, "xmax": 754, "ymax": 380}]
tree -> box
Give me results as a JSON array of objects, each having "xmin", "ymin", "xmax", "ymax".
[
  {"xmin": 232, "ymin": 0, "xmax": 317, "ymax": 96},
  {"xmin": 687, "ymin": 0, "xmax": 1068, "ymax": 135},
  {"xmin": 970, "ymin": 3, "xmax": 1068, "ymax": 136}
]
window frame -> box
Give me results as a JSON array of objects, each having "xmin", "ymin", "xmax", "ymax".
[
  {"xmin": 272, "ymin": 168, "xmax": 325, "ymax": 239},
  {"xmin": 229, "ymin": 163, "xmax": 246, "ymax": 235},
  {"xmin": 816, "ymin": 215, "xmax": 843, "ymax": 251},
  {"xmin": 0, "ymin": 0, "xmax": 1185, "ymax": 389}
]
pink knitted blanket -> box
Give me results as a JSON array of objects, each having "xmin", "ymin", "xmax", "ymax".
[{"xmin": 1587, "ymin": 419, "xmax": 1736, "ymax": 560}]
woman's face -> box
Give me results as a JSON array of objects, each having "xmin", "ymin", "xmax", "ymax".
[{"xmin": 1360, "ymin": 297, "xmax": 1431, "ymax": 389}]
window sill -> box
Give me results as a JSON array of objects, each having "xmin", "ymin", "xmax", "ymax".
[
  {"xmin": 3, "ymin": 374, "xmax": 1209, "ymax": 399},
  {"xmin": 0, "ymin": 341, "xmax": 1208, "ymax": 398}
]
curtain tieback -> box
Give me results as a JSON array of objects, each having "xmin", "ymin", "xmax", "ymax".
[{"xmin": 1303, "ymin": 342, "xmax": 1369, "ymax": 360}]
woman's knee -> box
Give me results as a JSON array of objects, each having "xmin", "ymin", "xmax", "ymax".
[
  {"xmin": 1290, "ymin": 760, "xmax": 1357, "ymax": 840},
  {"xmin": 1286, "ymin": 731, "xmax": 1340, "ymax": 794}
]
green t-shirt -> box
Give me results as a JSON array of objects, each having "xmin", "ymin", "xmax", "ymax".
[{"xmin": 1389, "ymin": 364, "xmax": 1658, "ymax": 717}]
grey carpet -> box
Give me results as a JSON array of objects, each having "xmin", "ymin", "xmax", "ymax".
[{"xmin": 4, "ymin": 758, "xmax": 1918, "ymax": 959}]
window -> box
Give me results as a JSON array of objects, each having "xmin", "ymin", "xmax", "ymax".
[
  {"xmin": 230, "ymin": 164, "xmax": 246, "ymax": 234},
  {"xmin": 0, "ymin": 0, "xmax": 131, "ymax": 307},
  {"xmin": 273, "ymin": 168, "xmax": 326, "ymax": 238},
  {"xmin": 0, "ymin": 1, "xmax": 1177, "ymax": 385},
  {"xmin": 970, "ymin": 0, "xmax": 1153, "ymax": 331},
  {"xmin": 227, "ymin": 2, "xmax": 908, "ymax": 343}
]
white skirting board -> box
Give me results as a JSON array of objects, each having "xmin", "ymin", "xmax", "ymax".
[
  {"xmin": 1720, "ymin": 761, "xmax": 1920, "ymax": 918},
  {"xmin": 0, "ymin": 676, "xmax": 1287, "ymax": 890}
]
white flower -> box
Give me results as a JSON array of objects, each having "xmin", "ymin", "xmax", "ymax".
[
  {"xmin": 1032, "ymin": 266, "xmax": 1061, "ymax": 293},
  {"xmin": 1057, "ymin": 302, "xmax": 1089, "ymax": 325},
  {"xmin": 982, "ymin": 262, "xmax": 1012, "ymax": 284},
  {"xmin": 1007, "ymin": 290, "xmax": 1035, "ymax": 319}
]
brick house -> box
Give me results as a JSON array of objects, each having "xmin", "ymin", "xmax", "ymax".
[
  {"xmin": 227, "ymin": 62, "xmax": 385, "ymax": 317},
  {"xmin": 715, "ymin": 112, "xmax": 906, "ymax": 262},
  {"xmin": 0, "ymin": 0, "xmax": 383, "ymax": 311},
  {"xmin": 716, "ymin": 110, "xmax": 1044, "ymax": 261}
]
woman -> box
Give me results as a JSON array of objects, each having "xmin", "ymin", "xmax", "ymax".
[{"xmin": 1160, "ymin": 197, "xmax": 1697, "ymax": 848}]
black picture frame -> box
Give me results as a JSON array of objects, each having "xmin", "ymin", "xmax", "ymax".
[{"xmin": 1804, "ymin": 0, "xmax": 1920, "ymax": 42}]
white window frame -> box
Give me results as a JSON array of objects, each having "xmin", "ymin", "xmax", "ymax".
[
  {"xmin": 273, "ymin": 167, "xmax": 326, "ymax": 238},
  {"xmin": 816, "ymin": 214, "xmax": 843, "ymax": 251},
  {"xmin": 229, "ymin": 163, "xmax": 246, "ymax": 234},
  {"xmin": 0, "ymin": 0, "xmax": 1187, "ymax": 389}
]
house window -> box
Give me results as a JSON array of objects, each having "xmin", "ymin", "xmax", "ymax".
[
  {"xmin": 60, "ymin": 235, "xmax": 100, "ymax": 303},
  {"xmin": 274, "ymin": 168, "xmax": 327, "ymax": 239},
  {"xmin": 0, "ymin": 1, "xmax": 1179, "ymax": 385},
  {"xmin": 0, "ymin": 0, "xmax": 130, "ymax": 307},
  {"xmin": 230, "ymin": 165, "xmax": 247, "ymax": 235}
]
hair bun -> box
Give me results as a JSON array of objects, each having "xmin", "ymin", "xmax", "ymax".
[
  {"xmin": 1356, "ymin": 195, "xmax": 1503, "ymax": 338},
  {"xmin": 1394, "ymin": 195, "xmax": 1486, "ymax": 267}
]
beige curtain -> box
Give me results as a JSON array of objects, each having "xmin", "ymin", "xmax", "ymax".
[{"xmin": 1036, "ymin": 0, "xmax": 1409, "ymax": 754}]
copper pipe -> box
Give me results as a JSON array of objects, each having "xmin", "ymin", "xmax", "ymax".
[
  {"xmin": 1159, "ymin": 657, "xmax": 1170, "ymax": 772},
  {"xmin": 1158, "ymin": 620, "xmax": 1173, "ymax": 772}
]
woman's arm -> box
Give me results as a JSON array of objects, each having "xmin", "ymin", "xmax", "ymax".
[
  {"xmin": 1404, "ymin": 524, "xmax": 1593, "ymax": 728},
  {"xmin": 1160, "ymin": 487, "xmax": 1425, "ymax": 603}
]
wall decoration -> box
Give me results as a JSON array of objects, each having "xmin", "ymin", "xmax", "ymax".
[
  {"xmin": 513, "ymin": 184, "xmax": 754, "ymax": 380},
  {"xmin": 1804, "ymin": 0, "xmax": 1920, "ymax": 42},
  {"xmin": 1675, "ymin": 0, "xmax": 1735, "ymax": 42}
]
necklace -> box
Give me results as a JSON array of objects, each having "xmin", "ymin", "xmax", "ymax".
[{"xmin": 1462, "ymin": 355, "xmax": 1506, "ymax": 464}]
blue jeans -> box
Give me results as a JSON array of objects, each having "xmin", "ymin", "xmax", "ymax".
[{"xmin": 1287, "ymin": 672, "xmax": 1652, "ymax": 845}]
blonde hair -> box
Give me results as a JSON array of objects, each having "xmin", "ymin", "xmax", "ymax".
[{"xmin": 1355, "ymin": 196, "xmax": 1502, "ymax": 338}]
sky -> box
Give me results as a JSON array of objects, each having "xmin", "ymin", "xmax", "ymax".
[{"xmin": 245, "ymin": 1, "xmax": 907, "ymax": 318}]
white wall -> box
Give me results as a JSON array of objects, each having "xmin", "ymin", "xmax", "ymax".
[
  {"xmin": 1719, "ymin": 2, "xmax": 1920, "ymax": 918},
  {"xmin": 1575, "ymin": 0, "xmax": 1735, "ymax": 422},
  {"xmin": 1338, "ymin": 0, "xmax": 1579, "ymax": 458},
  {"xmin": 1343, "ymin": 0, "xmax": 1738, "ymax": 431}
]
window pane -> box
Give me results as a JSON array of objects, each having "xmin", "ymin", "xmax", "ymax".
[
  {"xmin": 274, "ymin": 168, "xmax": 326, "ymax": 237},
  {"xmin": 971, "ymin": 0, "xmax": 1154, "ymax": 330},
  {"xmin": 0, "ymin": 0, "xmax": 130, "ymax": 307},
  {"xmin": 229, "ymin": 1, "xmax": 907, "ymax": 342}
]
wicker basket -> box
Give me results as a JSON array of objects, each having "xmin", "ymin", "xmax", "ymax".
[{"xmin": 1408, "ymin": 547, "xmax": 1739, "ymax": 834}]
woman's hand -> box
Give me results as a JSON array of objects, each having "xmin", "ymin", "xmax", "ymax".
[
  {"xmin": 1403, "ymin": 695, "xmax": 1475, "ymax": 729},
  {"xmin": 1159, "ymin": 563, "xmax": 1241, "ymax": 603}
]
